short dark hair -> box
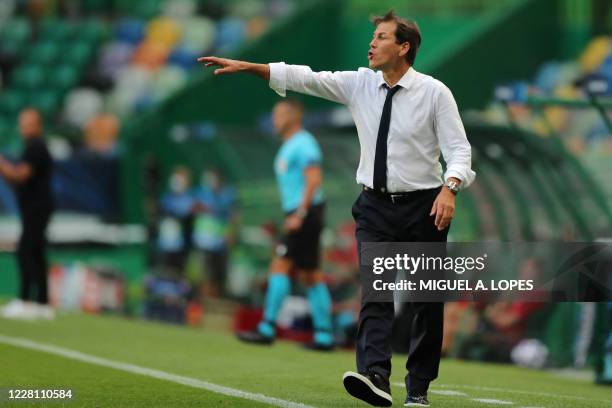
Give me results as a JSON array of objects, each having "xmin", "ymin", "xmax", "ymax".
[{"xmin": 371, "ymin": 10, "xmax": 421, "ymax": 66}]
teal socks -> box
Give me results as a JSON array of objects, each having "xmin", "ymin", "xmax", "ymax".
[
  {"xmin": 307, "ymin": 283, "xmax": 334, "ymax": 346},
  {"xmin": 257, "ymin": 273, "xmax": 290, "ymax": 338}
]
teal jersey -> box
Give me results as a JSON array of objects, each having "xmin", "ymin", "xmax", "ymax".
[{"xmin": 274, "ymin": 129, "xmax": 324, "ymax": 212}]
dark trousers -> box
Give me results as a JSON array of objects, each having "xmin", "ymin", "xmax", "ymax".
[
  {"xmin": 18, "ymin": 206, "xmax": 52, "ymax": 304},
  {"xmin": 352, "ymin": 187, "xmax": 448, "ymax": 395}
]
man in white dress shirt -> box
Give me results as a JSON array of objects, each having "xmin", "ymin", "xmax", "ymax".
[{"xmin": 198, "ymin": 10, "xmax": 475, "ymax": 407}]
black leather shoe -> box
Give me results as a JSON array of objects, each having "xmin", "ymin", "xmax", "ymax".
[
  {"xmin": 236, "ymin": 330, "xmax": 274, "ymax": 345},
  {"xmin": 342, "ymin": 370, "xmax": 392, "ymax": 407},
  {"xmin": 404, "ymin": 395, "xmax": 430, "ymax": 407}
]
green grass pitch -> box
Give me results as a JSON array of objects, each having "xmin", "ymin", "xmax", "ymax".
[{"xmin": 0, "ymin": 313, "xmax": 610, "ymax": 407}]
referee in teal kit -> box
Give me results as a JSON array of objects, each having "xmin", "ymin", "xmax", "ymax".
[{"xmin": 237, "ymin": 98, "xmax": 335, "ymax": 351}]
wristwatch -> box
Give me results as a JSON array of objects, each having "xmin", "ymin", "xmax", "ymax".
[{"xmin": 445, "ymin": 180, "xmax": 460, "ymax": 195}]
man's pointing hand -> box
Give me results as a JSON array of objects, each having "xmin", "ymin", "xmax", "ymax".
[
  {"xmin": 197, "ymin": 56, "xmax": 245, "ymax": 75},
  {"xmin": 197, "ymin": 56, "xmax": 270, "ymax": 80}
]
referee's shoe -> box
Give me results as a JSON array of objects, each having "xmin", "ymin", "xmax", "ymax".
[
  {"xmin": 343, "ymin": 370, "xmax": 393, "ymax": 407},
  {"xmin": 236, "ymin": 330, "xmax": 274, "ymax": 345}
]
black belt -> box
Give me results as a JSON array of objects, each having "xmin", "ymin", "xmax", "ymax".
[{"xmin": 362, "ymin": 185, "xmax": 440, "ymax": 204}]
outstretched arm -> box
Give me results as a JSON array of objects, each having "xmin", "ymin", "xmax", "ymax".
[
  {"xmin": 197, "ymin": 56, "xmax": 270, "ymax": 81},
  {"xmin": 198, "ymin": 56, "xmax": 358, "ymax": 105}
]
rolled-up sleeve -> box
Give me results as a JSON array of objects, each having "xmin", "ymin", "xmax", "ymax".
[
  {"xmin": 268, "ymin": 62, "xmax": 357, "ymax": 105},
  {"xmin": 435, "ymin": 84, "xmax": 476, "ymax": 188}
]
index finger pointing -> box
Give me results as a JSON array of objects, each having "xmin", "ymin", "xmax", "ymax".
[{"xmin": 197, "ymin": 56, "xmax": 217, "ymax": 63}]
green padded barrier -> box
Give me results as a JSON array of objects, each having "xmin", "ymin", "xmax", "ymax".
[
  {"xmin": 496, "ymin": 111, "xmax": 566, "ymax": 234},
  {"xmin": 525, "ymin": 98, "xmax": 612, "ymax": 227},
  {"xmin": 496, "ymin": 129, "xmax": 567, "ymax": 232},
  {"xmin": 471, "ymin": 123, "xmax": 598, "ymax": 240},
  {"xmin": 458, "ymin": 187, "xmax": 482, "ymax": 240},
  {"xmin": 529, "ymin": 105, "xmax": 612, "ymax": 233},
  {"xmin": 468, "ymin": 159, "xmax": 511, "ymax": 241},
  {"xmin": 469, "ymin": 122, "xmax": 563, "ymax": 237},
  {"xmin": 586, "ymin": 94, "xmax": 612, "ymax": 134},
  {"xmin": 480, "ymin": 158, "xmax": 527, "ymax": 240},
  {"xmin": 529, "ymin": 147, "xmax": 593, "ymax": 240},
  {"xmin": 504, "ymin": 145, "xmax": 563, "ymax": 237},
  {"xmin": 0, "ymin": 245, "xmax": 147, "ymax": 298},
  {"xmin": 487, "ymin": 151, "xmax": 535, "ymax": 240}
]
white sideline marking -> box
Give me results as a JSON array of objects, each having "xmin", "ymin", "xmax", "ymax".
[
  {"xmin": 0, "ymin": 334, "xmax": 314, "ymax": 408},
  {"xmin": 393, "ymin": 382, "xmax": 608, "ymax": 404},
  {"xmin": 472, "ymin": 398, "xmax": 513, "ymax": 405},
  {"xmin": 429, "ymin": 389, "xmax": 469, "ymax": 396}
]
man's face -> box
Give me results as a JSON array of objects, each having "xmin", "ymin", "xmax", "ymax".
[
  {"xmin": 18, "ymin": 109, "xmax": 42, "ymax": 140},
  {"xmin": 272, "ymin": 102, "xmax": 298, "ymax": 135},
  {"xmin": 368, "ymin": 21, "xmax": 407, "ymax": 70},
  {"xmin": 169, "ymin": 169, "xmax": 190, "ymax": 194}
]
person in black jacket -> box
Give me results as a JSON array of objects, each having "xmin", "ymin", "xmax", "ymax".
[{"xmin": 0, "ymin": 108, "xmax": 54, "ymax": 320}]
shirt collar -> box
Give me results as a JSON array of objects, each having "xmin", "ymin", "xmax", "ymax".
[{"xmin": 377, "ymin": 66, "xmax": 416, "ymax": 91}]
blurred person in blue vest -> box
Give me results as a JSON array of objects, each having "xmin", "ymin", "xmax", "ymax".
[
  {"xmin": 237, "ymin": 98, "xmax": 334, "ymax": 351},
  {"xmin": 157, "ymin": 166, "xmax": 194, "ymax": 274},
  {"xmin": 0, "ymin": 108, "xmax": 54, "ymax": 320},
  {"xmin": 192, "ymin": 168, "xmax": 238, "ymax": 298}
]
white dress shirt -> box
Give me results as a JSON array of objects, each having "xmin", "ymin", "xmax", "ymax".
[{"xmin": 268, "ymin": 62, "xmax": 476, "ymax": 192}]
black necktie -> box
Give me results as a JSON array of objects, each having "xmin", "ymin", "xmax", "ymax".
[{"xmin": 373, "ymin": 85, "xmax": 401, "ymax": 192}]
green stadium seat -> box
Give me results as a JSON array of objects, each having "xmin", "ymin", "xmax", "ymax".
[
  {"xmin": 79, "ymin": 20, "xmax": 107, "ymax": 44},
  {"xmin": 0, "ymin": 115, "xmax": 11, "ymax": 132},
  {"xmin": 117, "ymin": 0, "xmax": 162, "ymax": 19},
  {"xmin": 39, "ymin": 19, "xmax": 78, "ymax": 42},
  {"xmin": 29, "ymin": 90, "xmax": 61, "ymax": 118},
  {"xmin": 48, "ymin": 64, "xmax": 80, "ymax": 93},
  {"xmin": 0, "ymin": 89, "xmax": 28, "ymax": 116},
  {"xmin": 0, "ymin": 39, "xmax": 25, "ymax": 57},
  {"xmin": 26, "ymin": 41, "xmax": 61, "ymax": 64},
  {"xmin": 0, "ymin": 115, "xmax": 16, "ymax": 146},
  {"xmin": 0, "ymin": 18, "xmax": 31, "ymax": 43},
  {"xmin": 0, "ymin": 18, "xmax": 30, "ymax": 56},
  {"xmin": 64, "ymin": 41, "xmax": 94, "ymax": 67},
  {"xmin": 11, "ymin": 65, "xmax": 46, "ymax": 90}
]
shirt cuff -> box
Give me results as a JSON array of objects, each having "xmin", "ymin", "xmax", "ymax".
[
  {"xmin": 444, "ymin": 166, "xmax": 476, "ymax": 189},
  {"xmin": 269, "ymin": 62, "xmax": 287, "ymax": 97}
]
